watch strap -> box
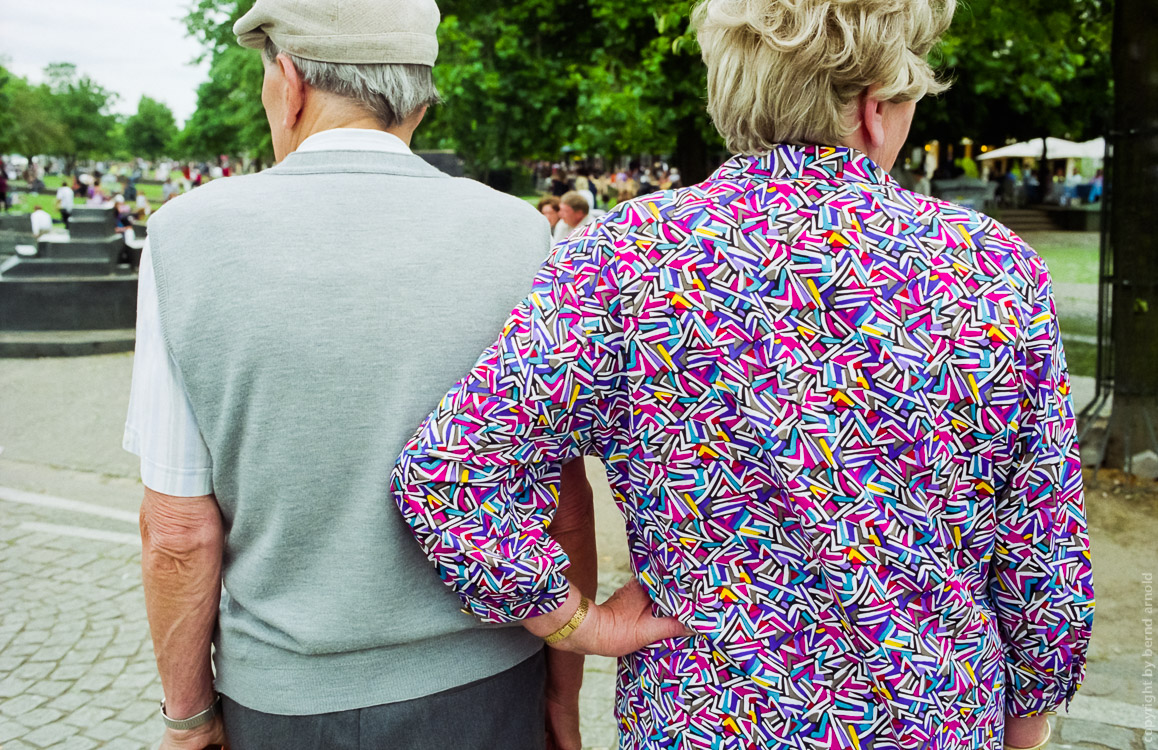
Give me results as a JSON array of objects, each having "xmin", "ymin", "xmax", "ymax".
[
  {"xmin": 543, "ymin": 595, "xmax": 590, "ymax": 645},
  {"xmin": 160, "ymin": 693, "xmax": 221, "ymax": 731}
]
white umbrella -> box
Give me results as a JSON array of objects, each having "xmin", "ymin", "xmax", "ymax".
[
  {"xmin": 1068, "ymin": 137, "xmax": 1107, "ymax": 159},
  {"xmin": 978, "ymin": 136, "xmax": 1106, "ymax": 161},
  {"xmin": 978, "ymin": 137, "xmax": 1082, "ymax": 161}
]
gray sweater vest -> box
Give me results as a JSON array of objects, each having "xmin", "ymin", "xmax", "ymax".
[{"xmin": 148, "ymin": 149, "xmax": 548, "ymax": 714}]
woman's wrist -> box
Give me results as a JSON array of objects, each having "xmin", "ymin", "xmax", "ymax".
[{"xmin": 523, "ymin": 587, "xmax": 583, "ymax": 640}]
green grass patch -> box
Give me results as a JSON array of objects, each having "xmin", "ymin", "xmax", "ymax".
[
  {"xmin": 1060, "ymin": 337, "xmax": 1097, "ymax": 379},
  {"xmin": 9, "ymin": 178, "xmax": 166, "ymax": 221},
  {"xmin": 1017, "ymin": 231, "xmax": 1100, "ymax": 286}
]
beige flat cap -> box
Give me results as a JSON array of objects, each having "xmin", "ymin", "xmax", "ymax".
[{"xmin": 234, "ymin": 0, "xmax": 439, "ymax": 66}]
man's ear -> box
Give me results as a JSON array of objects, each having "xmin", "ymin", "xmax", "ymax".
[
  {"xmin": 412, "ymin": 104, "xmax": 428, "ymax": 129},
  {"xmin": 856, "ymin": 85, "xmax": 886, "ymax": 150},
  {"xmin": 277, "ymin": 53, "xmax": 306, "ymax": 130}
]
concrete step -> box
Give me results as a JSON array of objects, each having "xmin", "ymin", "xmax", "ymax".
[
  {"xmin": 995, "ymin": 209, "xmax": 1060, "ymax": 234},
  {"xmin": 0, "ymin": 329, "xmax": 135, "ymax": 357},
  {"xmin": 0, "ymin": 257, "xmax": 132, "ymax": 278}
]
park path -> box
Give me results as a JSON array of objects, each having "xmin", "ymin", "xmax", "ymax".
[{"xmin": 1, "ymin": 351, "xmax": 1153, "ymax": 750}]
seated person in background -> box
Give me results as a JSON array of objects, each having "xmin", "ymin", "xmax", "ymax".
[
  {"xmin": 30, "ymin": 205, "xmax": 54, "ymax": 238},
  {"xmin": 537, "ymin": 195, "xmax": 562, "ymax": 235},
  {"xmin": 113, "ymin": 196, "xmax": 133, "ymax": 232},
  {"xmin": 161, "ymin": 176, "xmax": 179, "ymax": 203},
  {"xmin": 554, "ymin": 190, "xmax": 594, "ymax": 243}
]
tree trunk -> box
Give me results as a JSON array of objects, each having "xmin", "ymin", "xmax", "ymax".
[
  {"xmin": 1104, "ymin": 0, "xmax": 1158, "ymax": 470},
  {"xmin": 675, "ymin": 115, "xmax": 711, "ymax": 186},
  {"xmin": 1036, "ymin": 136, "xmax": 1052, "ymax": 205}
]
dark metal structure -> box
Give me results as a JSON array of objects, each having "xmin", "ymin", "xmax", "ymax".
[{"xmin": 1078, "ymin": 125, "xmax": 1158, "ymax": 474}]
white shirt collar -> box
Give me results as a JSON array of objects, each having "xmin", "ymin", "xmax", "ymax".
[{"xmin": 295, "ymin": 128, "xmax": 412, "ymax": 155}]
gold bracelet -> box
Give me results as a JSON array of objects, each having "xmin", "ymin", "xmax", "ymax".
[
  {"xmin": 1003, "ymin": 721, "xmax": 1052, "ymax": 750},
  {"xmin": 543, "ymin": 595, "xmax": 590, "ymax": 645}
]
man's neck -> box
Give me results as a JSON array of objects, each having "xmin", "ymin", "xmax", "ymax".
[{"xmin": 289, "ymin": 109, "xmax": 414, "ymax": 154}]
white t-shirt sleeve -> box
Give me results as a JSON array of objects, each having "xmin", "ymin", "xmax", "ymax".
[{"xmin": 123, "ymin": 239, "xmax": 214, "ymax": 497}]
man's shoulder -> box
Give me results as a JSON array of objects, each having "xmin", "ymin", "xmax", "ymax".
[
  {"xmin": 440, "ymin": 176, "xmax": 542, "ymax": 222},
  {"xmin": 148, "ymin": 173, "xmax": 267, "ymax": 233}
]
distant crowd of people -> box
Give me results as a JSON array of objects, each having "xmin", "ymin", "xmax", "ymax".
[
  {"xmin": 0, "ymin": 154, "xmax": 244, "ymax": 241},
  {"xmin": 534, "ymin": 161, "xmax": 684, "ymax": 242}
]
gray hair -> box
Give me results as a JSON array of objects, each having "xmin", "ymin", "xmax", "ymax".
[{"xmin": 263, "ymin": 38, "xmax": 440, "ymax": 129}]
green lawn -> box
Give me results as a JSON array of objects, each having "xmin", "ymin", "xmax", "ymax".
[
  {"xmin": 1018, "ymin": 230, "xmax": 1100, "ymax": 286},
  {"xmin": 9, "ymin": 176, "xmax": 166, "ymax": 221}
]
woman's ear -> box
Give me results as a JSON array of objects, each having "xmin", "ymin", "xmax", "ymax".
[{"xmin": 859, "ymin": 84, "xmax": 887, "ymax": 150}]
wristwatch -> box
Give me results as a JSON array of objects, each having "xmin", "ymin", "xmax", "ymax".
[{"xmin": 160, "ymin": 693, "xmax": 221, "ymax": 731}]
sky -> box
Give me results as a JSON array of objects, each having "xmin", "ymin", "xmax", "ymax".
[{"xmin": 1, "ymin": 0, "xmax": 214, "ymax": 125}]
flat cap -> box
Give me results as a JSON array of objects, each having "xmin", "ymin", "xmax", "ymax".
[{"xmin": 234, "ymin": 0, "xmax": 439, "ymax": 66}]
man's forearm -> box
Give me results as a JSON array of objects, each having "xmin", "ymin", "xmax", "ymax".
[
  {"xmin": 546, "ymin": 459, "xmax": 599, "ymax": 696},
  {"xmin": 140, "ymin": 489, "xmax": 224, "ymax": 718}
]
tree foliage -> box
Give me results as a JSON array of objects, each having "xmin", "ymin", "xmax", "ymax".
[
  {"xmin": 414, "ymin": 0, "xmax": 720, "ymax": 180},
  {"xmin": 174, "ymin": 0, "xmax": 1112, "ymax": 182},
  {"xmin": 0, "ymin": 68, "xmax": 70, "ymax": 157},
  {"xmin": 124, "ymin": 96, "xmax": 179, "ymax": 160},
  {"xmin": 0, "ymin": 62, "xmax": 119, "ymax": 164},
  {"xmin": 912, "ymin": 0, "xmax": 1113, "ymax": 145},
  {"xmin": 178, "ymin": 0, "xmax": 272, "ymax": 163},
  {"xmin": 44, "ymin": 63, "xmax": 119, "ymax": 168},
  {"xmin": 177, "ymin": 45, "xmax": 270, "ymax": 162}
]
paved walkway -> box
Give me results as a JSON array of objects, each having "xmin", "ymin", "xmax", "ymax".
[{"xmin": 1, "ymin": 352, "xmax": 1154, "ymax": 749}]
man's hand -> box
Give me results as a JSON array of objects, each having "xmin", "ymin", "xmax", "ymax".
[
  {"xmin": 159, "ymin": 716, "xmax": 229, "ymax": 750},
  {"xmin": 545, "ymin": 681, "xmax": 582, "ymax": 750}
]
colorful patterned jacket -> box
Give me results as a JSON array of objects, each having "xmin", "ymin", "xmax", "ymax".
[{"xmin": 393, "ymin": 145, "xmax": 1095, "ymax": 749}]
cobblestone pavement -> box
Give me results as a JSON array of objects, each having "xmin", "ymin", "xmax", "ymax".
[
  {"xmin": 4, "ymin": 471, "xmax": 1155, "ymax": 750},
  {"xmin": 0, "ymin": 487, "xmax": 160, "ymax": 749},
  {"xmin": 2, "ymin": 351, "xmax": 1155, "ymax": 749}
]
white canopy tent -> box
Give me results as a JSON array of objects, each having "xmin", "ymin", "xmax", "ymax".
[{"xmin": 979, "ymin": 136, "xmax": 1106, "ymax": 161}]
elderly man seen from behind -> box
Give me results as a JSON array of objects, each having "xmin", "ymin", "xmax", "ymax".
[{"xmin": 126, "ymin": 0, "xmax": 596, "ymax": 748}]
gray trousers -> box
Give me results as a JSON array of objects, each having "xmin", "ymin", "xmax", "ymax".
[{"xmin": 222, "ymin": 650, "xmax": 546, "ymax": 749}]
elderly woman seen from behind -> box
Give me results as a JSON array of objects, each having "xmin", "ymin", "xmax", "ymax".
[{"xmin": 393, "ymin": 1, "xmax": 1095, "ymax": 748}]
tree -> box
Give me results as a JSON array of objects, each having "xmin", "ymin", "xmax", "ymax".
[
  {"xmin": 578, "ymin": 1, "xmax": 721, "ymax": 182},
  {"xmin": 1103, "ymin": 0, "xmax": 1158, "ymax": 470},
  {"xmin": 44, "ymin": 62, "xmax": 118, "ymax": 170},
  {"xmin": 179, "ymin": 0, "xmax": 272, "ymax": 163},
  {"xmin": 0, "ymin": 70, "xmax": 69, "ymax": 157},
  {"xmin": 414, "ymin": 1, "xmax": 594, "ymax": 180},
  {"xmin": 910, "ymin": 0, "xmax": 1113, "ymax": 160},
  {"xmin": 124, "ymin": 96, "xmax": 179, "ymax": 160},
  {"xmin": 416, "ymin": 0, "xmax": 721, "ymax": 181}
]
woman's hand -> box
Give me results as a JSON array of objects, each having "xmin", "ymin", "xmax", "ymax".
[
  {"xmin": 1004, "ymin": 714, "xmax": 1050, "ymax": 749},
  {"xmin": 528, "ymin": 580, "xmax": 691, "ymax": 657}
]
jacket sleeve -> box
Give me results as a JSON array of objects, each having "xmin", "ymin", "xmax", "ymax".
[
  {"xmin": 391, "ymin": 226, "xmax": 627, "ymax": 623},
  {"xmin": 989, "ymin": 259, "xmax": 1095, "ymax": 715}
]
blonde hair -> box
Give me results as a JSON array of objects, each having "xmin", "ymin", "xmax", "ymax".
[{"xmin": 694, "ymin": 0, "xmax": 955, "ymax": 153}]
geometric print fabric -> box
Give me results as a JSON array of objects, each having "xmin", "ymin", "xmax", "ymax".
[{"xmin": 392, "ymin": 144, "xmax": 1095, "ymax": 749}]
